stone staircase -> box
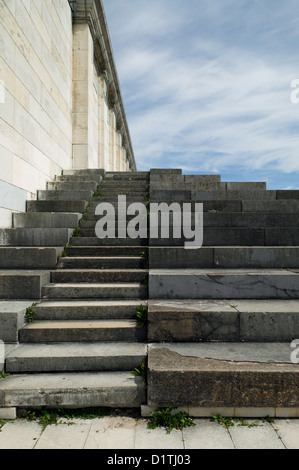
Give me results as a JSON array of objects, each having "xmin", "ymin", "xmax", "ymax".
[
  {"xmin": 1, "ymin": 168, "xmax": 299, "ymax": 417},
  {"xmin": 146, "ymin": 170, "xmax": 299, "ymax": 417},
  {"xmin": 0, "ymin": 170, "xmax": 149, "ymax": 409}
]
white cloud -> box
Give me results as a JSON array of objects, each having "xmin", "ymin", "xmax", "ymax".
[{"xmin": 103, "ymin": 0, "xmax": 299, "ymax": 185}]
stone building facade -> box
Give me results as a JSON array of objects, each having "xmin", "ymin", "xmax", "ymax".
[{"xmin": 0, "ymin": 0, "xmax": 136, "ymax": 228}]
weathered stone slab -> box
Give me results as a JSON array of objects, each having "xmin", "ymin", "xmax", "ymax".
[
  {"xmin": 0, "ymin": 229, "xmax": 73, "ymax": 246},
  {"xmin": 147, "ymin": 345, "xmax": 299, "ymax": 408},
  {"xmin": 149, "ymin": 269, "xmax": 299, "ymax": 299},
  {"xmin": 13, "ymin": 212, "xmax": 81, "ymax": 228},
  {"xmin": 0, "ymin": 248, "xmax": 63, "ymax": 269},
  {"xmin": 0, "ymin": 271, "xmax": 50, "ymax": 299}
]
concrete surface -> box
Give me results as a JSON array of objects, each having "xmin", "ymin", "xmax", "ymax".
[{"xmin": 0, "ymin": 414, "xmax": 297, "ymax": 449}]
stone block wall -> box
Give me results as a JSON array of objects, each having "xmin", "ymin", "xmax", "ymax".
[
  {"xmin": 0, "ymin": 0, "xmax": 136, "ymax": 228},
  {"xmin": 0, "ymin": 0, "xmax": 73, "ymax": 227}
]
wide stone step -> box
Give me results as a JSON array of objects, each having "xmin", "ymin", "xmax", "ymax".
[
  {"xmin": 13, "ymin": 212, "xmax": 81, "ymax": 229},
  {"xmin": 37, "ymin": 190, "xmax": 94, "ymax": 201},
  {"xmin": 147, "ymin": 343, "xmax": 299, "ymax": 408},
  {"xmin": 19, "ymin": 319, "xmax": 146, "ymax": 343},
  {"xmin": 65, "ymin": 246, "xmax": 148, "ymax": 257},
  {"xmin": 149, "ymin": 247, "xmax": 299, "ymax": 269},
  {"xmin": 42, "ymin": 282, "xmax": 148, "ymax": 299},
  {"xmin": 0, "ymin": 247, "xmax": 63, "ymax": 269},
  {"xmin": 47, "ymin": 181, "xmax": 99, "ymax": 192},
  {"xmin": 149, "ymin": 268, "xmax": 299, "ymax": 299},
  {"xmin": 0, "ymin": 372, "xmax": 145, "ymax": 408},
  {"xmin": 148, "ymin": 299, "xmax": 299, "ymax": 342},
  {"xmin": 0, "ymin": 228, "xmax": 73, "ymax": 247},
  {"xmin": 55, "ymin": 175, "xmax": 102, "ymax": 184},
  {"xmin": 27, "ymin": 200, "xmax": 88, "ymax": 213},
  {"xmin": 51, "ymin": 268, "xmax": 147, "ymax": 283},
  {"xmin": 6, "ymin": 342, "xmax": 147, "ymax": 373},
  {"xmin": 0, "ymin": 270, "xmax": 50, "ymax": 299},
  {"xmin": 34, "ymin": 300, "xmax": 147, "ymax": 320}
]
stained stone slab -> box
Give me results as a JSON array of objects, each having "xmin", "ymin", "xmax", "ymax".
[
  {"xmin": 147, "ymin": 344, "xmax": 299, "ymax": 408},
  {"xmin": 0, "ymin": 229, "xmax": 73, "ymax": 247},
  {"xmin": 148, "ymin": 300, "xmax": 238, "ymax": 342},
  {"xmin": 0, "ymin": 301, "xmax": 34, "ymax": 342},
  {"xmin": 13, "ymin": 212, "xmax": 82, "ymax": 229}
]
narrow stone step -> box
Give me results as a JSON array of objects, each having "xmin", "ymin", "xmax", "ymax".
[
  {"xmin": 26, "ymin": 200, "xmax": 88, "ymax": 213},
  {"xmin": 47, "ymin": 181, "xmax": 98, "ymax": 192},
  {"xmin": 42, "ymin": 282, "xmax": 148, "ymax": 299},
  {"xmin": 149, "ymin": 268, "xmax": 299, "ymax": 299},
  {"xmin": 148, "ymin": 299, "xmax": 299, "ymax": 342},
  {"xmin": 70, "ymin": 237, "xmax": 148, "ymax": 246},
  {"xmin": 55, "ymin": 175, "xmax": 102, "ymax": 184},
  {"xmin": 37, "ymin": 190, "xmax": 94, "ymax": 201},
  {"xmin": 19, "ymin": 319, "xmax": 146, "ymax": 343},
  {"xmin": 6, "ymin": 342, "xmax": 147, "ymax": 373},
  {"xmin": 147, "ymin": 343, "xmax": 299, "ymax": 408},
  {"xmin": 13, "ymin": 212, "xmax": 81, "ymax": 229},
  {"xmin": 0, "ymin": 372, "xmax": 145, "ymax": 408},
  {"xmin": 65, "ymin": 246, "xmax": 148, "ymax": 257},
  {"xmin": 57, "ymin": 255, "xmax": 147, "ymax": 269},
  {"xmin": 34, "ymin": 300, "xmax": 147, "ymax": 320},
  {"xmin": 51, "ymin": 268, "xmax": 147, "ymax": 283}
]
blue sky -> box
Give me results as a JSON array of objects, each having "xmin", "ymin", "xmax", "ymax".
[{"xmin": 102, "ymin": 0, "xmax": 299, "ymax": 189}]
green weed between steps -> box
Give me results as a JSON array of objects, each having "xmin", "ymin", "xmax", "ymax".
[
  {"xmin": 72, "ymin": 227, "xmax": 82, "ymax": 237},
  {"xmin": 0, "ymin": 372, "xmax": 10, "ymax": 379},
  {"xmin": 136, "ymin": 304, "xmax": 148, "ymax": 326},
  {"xmin": 147, "ymin": 407, "xmax": 195, "ymax": 434},
  {"xmin": 26, "ymin": 407, "xmax": 110, "ymax": 430},
  {"xmin": 25, "ymin": 303, "xmax": 39, "ymax": 324},
  {"xmin": 212, "ymin": 414, "xmax": 274, "ymax": 429},
  {"xmin": 131, "ymin": 357, "xmax": 147, "ymax": 386}
]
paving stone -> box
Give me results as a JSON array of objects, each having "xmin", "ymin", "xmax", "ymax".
[
  {"xmin": 84, "ymin": 416, "xmax": 136, "ymax": 449},
  {"xmin": 183, "ymin": 419, "xmax": 234, "ymax": 449},
  {"xmin": 272, "ymin": 419, "xmax": 299, "ymax": 449},
  {"xmin": 228, "ymin": 421, "xmax": 285, "ymax": 449},
  {"xmin": 0, "ymin": 420, "xmax": 42, "ymax": 449}
]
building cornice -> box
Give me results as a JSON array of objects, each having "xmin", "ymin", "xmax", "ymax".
[{"xmin": 70, "ymin": 0, "xmax": 136, "ymax": 170}]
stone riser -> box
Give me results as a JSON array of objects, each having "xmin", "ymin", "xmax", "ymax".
[
  {"xmin": 51, "ymin": 269, "xmax": 147, "ymax": 283},
  {"xmin": 148, "ymin": 300, "xmax": 299, "ymax": 342},
  {"xmin": 47, "ymin": 181, "xmax": 99, "ymax": 192},
  {"xmin": 65, "ymin": 246, "xmax": 148, "ymax": 257},
  {"xmin": 0, "ymin": 248, "xmax": 63, "ymax": 269},
  {"xmin": 42, "ymin": 283, "xmax": 148, "ymax": 300},
  {"xmin": 13, "ymin": 213, "xmax": 82, "ymax": 229},
  {"xmin": 0, "ymin": 372, "xmax": 146, "ymax": 408},
  {"xmin": 19, "ymin": 320, "xmax": 147, "ymax": 343},
  {"xmin": 76, "ymin": 227, "xmax": 299, "ymax": 246},
  {"xmin": 81, "ymin": 212, "xmax": 299, "ymax": 228},
  {"xmin": 57, "ymin": 256, "xmax": 147, "ymax": 269},
  {"xmin": 37, "ymin": 190, "xmax": 94, "ymax": 201},
  {"xmin": 34, "ymin": 300, "xmax": 146, "ymax": 321},
  {"xmin": 5, "ymin": 342, "xmax": 147, "ymax": 373},
  {"xmin": 147, "ymin": 346, "xmax": 299, "ymax": 409},
  {"xmin": 149, "ymin": 247, "xmax": 299, "ymax": 269}
]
